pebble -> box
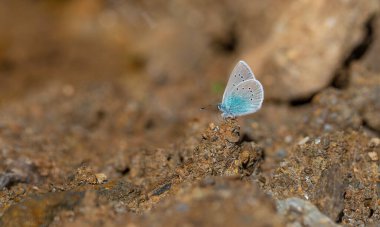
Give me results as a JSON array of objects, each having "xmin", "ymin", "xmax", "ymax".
[
  {"xmin": 369, "ymin": 138, "xmax": 380, "ymax": 148},
  {"xmin": 298, "ymin": 137, "xmax": 310, "ymax": 145},
  {"xmin": 276, "ymin": 149, "xmax": 287, "ymax": 159},
  {"xmin": 367, "ymin": 152, "xmax": 378, "ymax": 161},
  {"xmin": 314, "ymin": 138, "xmax": 321, "ymax": 144},
  {"xmin": 285, "ymin": 135, "xmax": 293, "ymax": 144},
  {"xmin": 95, "ymin": 173, "xmax": 107, "ymax": 184}
]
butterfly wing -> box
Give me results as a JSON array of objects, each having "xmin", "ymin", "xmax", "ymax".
[
  {"xmin": 222, "ymin": 61, "xmax": 256, "ymax": 102},
  {"xmin": 222, "ymin": 79, "xmax": 264, "ymax": 117}
]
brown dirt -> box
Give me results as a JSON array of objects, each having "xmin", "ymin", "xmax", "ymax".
[{"xmin": 0, "ymin": 1, "xmax": 379, "ymax": 227}]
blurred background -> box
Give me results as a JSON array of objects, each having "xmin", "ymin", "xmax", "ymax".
[
  {"xmin": 1, "ymin": 0, "xmax": 378, "ymax": 141},
  {"xmin": 0, "ymin": 0, "xmax": 379, "ymax": 161},
  {"xmin": 0, "ymin": 1, "xmax": 287, "ymax": 142},
  {"xmin": 0, "ymin": 0, "xmax": 379, "ymax": 167},
  {"xmin": 0, "ymin": 0, "xmax": 378, "ymax": 115}
]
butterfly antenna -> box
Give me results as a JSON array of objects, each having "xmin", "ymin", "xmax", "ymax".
[{"xmin": 200, "ymin": 104, "xmax": 214, "ymax": 110}]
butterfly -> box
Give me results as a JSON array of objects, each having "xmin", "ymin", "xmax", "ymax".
[{"xmin": 218, "ymin": 60, "xmax": 264, "ymax": 118}]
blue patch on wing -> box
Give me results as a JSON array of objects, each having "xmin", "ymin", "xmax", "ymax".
[{"xmin": 223, "ymin": 94, "xmax": 252, "ymax": 116}]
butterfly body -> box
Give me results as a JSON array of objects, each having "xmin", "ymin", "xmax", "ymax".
[{"xmin": 219, "ymin": 61, "xmax": 264, "ymax": 118}]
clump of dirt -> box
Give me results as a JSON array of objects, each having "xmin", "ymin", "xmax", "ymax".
[
  {"xmin": 0, "ymin": 117, "xmax": 267, "ymax": 226},
  {"xmin": 266, "ymin": 131, "xmax": 379, "ymax": 225},
  {"xmin": 1, "ymin": 191, "xmax": 84, "ymax": 227},
  {"xmin": 263, "ymin": 64, "xmax": 380, "ymax": 226},
  {"xmin": 48, "ymin": 177, "xmax": 285, "ymax": 227},
  {"xmin": 125, "ymin": 177, "xmax": 285, "ymax": 227}
]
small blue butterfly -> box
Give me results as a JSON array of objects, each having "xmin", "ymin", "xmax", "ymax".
[{"xmin": 218, "ymin": 60, "xmax": 264, "ymax": 118}]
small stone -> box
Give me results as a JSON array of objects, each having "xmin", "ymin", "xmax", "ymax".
[
  {"xmin": 367, "ymin": 152, "xmax": 378, "ymax": 161},
  {"xmin": 369, "ymin": 138, "xmax": 380, "ymax": 148},
  {"xmin": 277, "ymin": 198, "xmax": 340, "ymax": 227},
  {"xmin": 151, "ymin": 183, "xmax": 171, "ymax": 196},
  {"xmin": 276, "ymin": 149, "xmax": 287, "ymax": 159},
  {"xmin": 298, "ymin": 137, "xmax": 310, "ymax": 145},
  {"xmin": 114, "ymin": 201, "xmax": 127, "ymax": 214},
  {"xmin": 314, "ymin": 138, "xmax": 321, "ymax": 144},
  {"xmin": 324, "ymin": 124, "xmax": 333, "ymax": 132},
  {"xmin": 95, "ymin": 173, "xmax": 107, "ymax": 184},
  {"xmin": 285, "ymin": 135, "xmax": 293, "ymax": 144}
]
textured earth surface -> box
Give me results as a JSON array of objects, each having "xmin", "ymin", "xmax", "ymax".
[{"xmin": 0, "ymin": 1, "xmax": 379, "ymax": 227}]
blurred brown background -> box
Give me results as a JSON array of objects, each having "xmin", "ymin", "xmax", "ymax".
[{"xmin": 0, "ymin": 0, "xmax": 378, "ymax": 112}]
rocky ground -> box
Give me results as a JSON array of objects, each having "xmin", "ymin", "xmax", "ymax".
[{"xmin": 0, "ymin": 1, "xmax": 379, "ymax": 226}]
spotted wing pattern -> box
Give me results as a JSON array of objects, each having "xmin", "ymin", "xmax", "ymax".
[
  {"xmin": 222, "ymin": 61, "xmax": 256, "ymax": 102},
  {"xmin": 222, "ymin": 79, "xmax": 264, "ymax": 117}
]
